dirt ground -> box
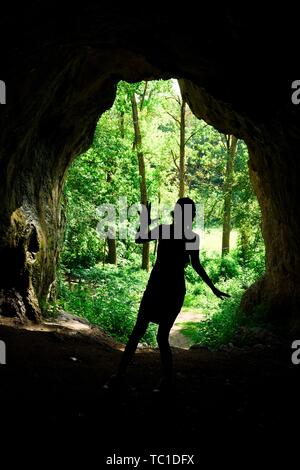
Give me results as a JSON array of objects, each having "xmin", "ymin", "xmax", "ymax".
[
  {"xmin": 0, "ymin": 316, "xmax": 299, "ymax": 465},
  {"xmin": 169, "ymin": 310, "xmax": 206, "ymax": 349}
]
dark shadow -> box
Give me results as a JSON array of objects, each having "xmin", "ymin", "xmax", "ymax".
[{"xmin": 105, "ymin": 197, "xmax": 230, "ymax": 393}]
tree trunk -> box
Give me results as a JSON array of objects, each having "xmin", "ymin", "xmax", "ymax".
[
  {"xmin": 119, "ymin": 111, "xmax": 125, "ymax": 139},
  {"xmin": 131, "ymin": 91, "xmax": 149, "ymax": 271},
  {"xmin": 179, "ymin": 98, "xmax": 186, "ymax": 198},
  {"xmin": 139, "ymin": 81, "xmax": 148, "ymax": 111},
  {"xmin": 104, "ymin": 171, "xmax": 117, "ymax": 265},
  {"xmin": 239, "ymin": 223, "xmax": 250, "ymax": 265},
  {"xmin": 106, "ymin": 237, "xmax": 117, "ymax": 265},
  {"xmin": 153, "ymin": 193, "xmax": 161, "ymax": 263},
  {"xmin": 221, "ymin": 135, "xmax": 238, "ymax": 256}
]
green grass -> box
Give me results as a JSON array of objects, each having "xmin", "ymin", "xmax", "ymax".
[{"xmin": 201, "ymin": 227, "xmax": 238, "ymax": 255}]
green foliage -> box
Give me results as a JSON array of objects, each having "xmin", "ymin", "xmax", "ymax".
[
  {"xmin": 181, "ymin": 247, "xmax": 265, "ymax": 348},
  {"xmin": 57, "ymin": 264, "xmax": 157, "ymax": 346},
  {"xmin": 56, "ymin": 78, "xmax": 266, "ymax": 347},
  {"xmin": 180, "ymin": 282, "xmax": 242, "ymax": 349}
]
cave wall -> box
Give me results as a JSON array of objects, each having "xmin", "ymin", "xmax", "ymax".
[
  {"xmin": 0, "ymin": 5, "xmax": 299, "ymax": 330},
  {"xmin": 180, "ymin": 80, "xmax": 300, "ymax": 330}
]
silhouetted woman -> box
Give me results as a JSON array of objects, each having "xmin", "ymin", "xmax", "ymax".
[{"xmin": 107, "ymin": 197, "xmax": 229, "ymax": 392}]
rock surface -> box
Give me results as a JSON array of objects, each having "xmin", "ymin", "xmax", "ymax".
[{"xmin": 0, "ymin": 6, "xmax": 299, "ymax": 330}]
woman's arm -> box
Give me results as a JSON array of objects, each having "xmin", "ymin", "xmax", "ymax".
[
  {"xmin": 190, "ymin": 249, "xmax": 230, "ymax": 299},
  {"xmin": 135, "ymin": 225, "xmax": 160, "ymax": 243}
]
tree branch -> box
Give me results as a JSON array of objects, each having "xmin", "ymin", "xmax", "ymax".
[
  {"xmin": 220, "ymin": 134, "xmax": 229, "ymax": 152},
  {"xmin": 184, "ymin": 129, "xmax": 198, "ymax": 145},
  {"xmin": 171, "ymin": 150, "xmax": 180, "ymax": 171},
  {"xmin": 166, "ymin": 111, "xmax": 181, "ymax": 126},
  {"xmin": 139, "ymin": 81, "xmax": 148, "ymax": 111}
]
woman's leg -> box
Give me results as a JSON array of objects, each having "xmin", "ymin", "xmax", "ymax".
[
  {"xmin": 117, "ymin": 316, "xmax": 149, "ymax": 377},
  {"xmin": 156, "ymin": 321, "xmax": 174, "ymax": 385}
]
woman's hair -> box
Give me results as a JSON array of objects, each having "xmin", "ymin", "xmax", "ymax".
[{"xmin": 175, "ymin": 197, "xmax": 196, "ymax": 219}]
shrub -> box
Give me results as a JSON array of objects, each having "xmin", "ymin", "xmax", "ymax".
[
  {"xmin": 56, "ymin": 264, "xmax": 157, "ymax": 346},
  {"xmin": 181, "ymin": 279, "xmax": 243, "ymax": 349}
]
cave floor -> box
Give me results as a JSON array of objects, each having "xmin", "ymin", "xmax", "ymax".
[{"xmin": 0, "ymin": 319, "xmax": 299, "ymax": 464}]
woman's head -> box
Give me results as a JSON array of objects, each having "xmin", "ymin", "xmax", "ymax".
[
  {"xmin": 171, "ymin": 197, "xmax": 196, "ymax": 234},
  {"xmin": 175, "ymin": 197, "xmax": 196, "ymax": 220}
]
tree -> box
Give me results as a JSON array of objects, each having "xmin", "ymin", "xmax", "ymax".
[
  {"xmin": 105, "ymin": 171, "xmax": 117, "ymax": 265},
  {"xmin": 130, "ymin": 85, "xmax": 149, "ymax": 271},
  {"xmin": 60, "ymin": 79, "xmax": 263, "ymax": 277},
  {"xmin": 179, "ymin": 98, "xmax": 186, "ymax": 198},
  {"xmin": 167, "ymin": 92, "xmax": 187, "ymax": 198},
  {"xmin": 221, "ymin": 134, "xmax": 238, "ymax": 256}
]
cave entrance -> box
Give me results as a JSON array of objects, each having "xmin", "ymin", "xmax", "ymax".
[
  {"xmin": 55, "ymin": 79, "xmax": 265, "ymax": 350},
  {"xmin": 1, "ymin": 7, "xmax": 299, "ymax": 350}
]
